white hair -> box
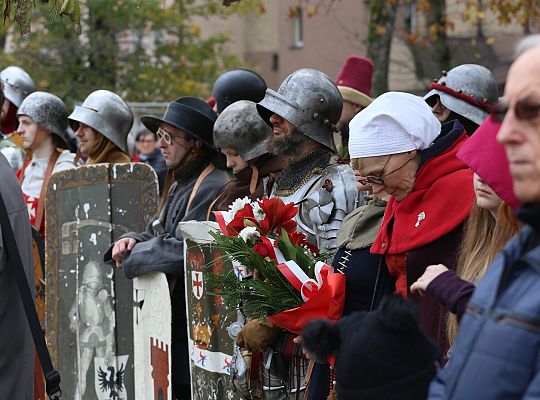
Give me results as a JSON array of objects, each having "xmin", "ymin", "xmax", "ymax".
[{"xmin": 514, "ymin": 34, "xmax": 540, "ymax": 59}]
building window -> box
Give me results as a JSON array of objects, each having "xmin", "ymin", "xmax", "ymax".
[
  {"xmin": 272, "ymin": 54, "xmax": 279, "ymax": 71},
  {"xmin": 293, "ymin": 7, "xmax": 304, "ymax": 48},
  {"xmin": 405, "ymin": 1, "xmax": 417, "ymax": 32}
]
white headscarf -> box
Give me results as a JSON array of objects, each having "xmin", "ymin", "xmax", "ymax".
[{"xmin": 348, "ymin": 92, "xmax": 441, "ymax": 158}]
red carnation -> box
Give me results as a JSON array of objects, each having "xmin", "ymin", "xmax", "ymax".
[
  {"xmin": 288, "ymin": 231, "xmax": 319, "ymax": 255},
  {"xmin": 258, "ymin": 197, "xmax": 298, "ymax": 234},
  {"xmin": 224, "ymin": 203, "xmax": 256, "ymax": 236},
  {"xmin": 253, "ymin": 240, "xmax": 277, "ymax": 261}
]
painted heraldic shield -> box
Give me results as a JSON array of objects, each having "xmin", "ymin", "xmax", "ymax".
[
  {"xmin": 133, "ymin": 272, "xmax": 172, "ymax": 400},
  {"xmin": 178, "ymin": 221, "xmax": 243, "ymax": 400},
  {"xmin": 45, "ymin": 163, "xmax": 170, "ymax": 400}
]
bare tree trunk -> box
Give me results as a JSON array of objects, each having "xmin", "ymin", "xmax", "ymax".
[
  {"xmin": 367, "ymin": 0, "xmax": 398, "ymax": 96},
  {"xmin": 428, "ymin": 0, "xmax": 450, "ymax": 70},
  {"xmin": 407, "ymin": 0, "xmax": 449, "ymax": 83}
]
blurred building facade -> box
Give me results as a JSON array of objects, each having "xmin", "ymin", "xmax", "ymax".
[{"xmin": 196, "ymin": 0, "xmax": 534, "ymax": 94}]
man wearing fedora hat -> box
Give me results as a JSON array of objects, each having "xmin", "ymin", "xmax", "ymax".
[
  {"xmin": 105, "ymin": 96, "xmax": 228, "ymax": 399},
  {"xmin": 335, "ymin": 55, "xmax": 374, "ymax": 155}
]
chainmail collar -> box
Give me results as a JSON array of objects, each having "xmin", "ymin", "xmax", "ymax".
[
  {"xmin": 273, "ymin": 147, "xmax": 332, "ymax": 197},
  {"xmin": 173, "ymin": 156, "xmax": 210, "ymax": 187}
]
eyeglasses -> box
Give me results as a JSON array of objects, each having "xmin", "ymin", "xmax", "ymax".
[
  {"xmin": 156, "ymin": 126, "xmax": 190, "ymax": 145},
  {"xmin": 137, "ymin": 138, "xmax": 156, "ymax": 144},
  {"xmin": 491, "ymin": 97, "xmax": 540, "ymax": 123},
  {"xmin": 359, "ymin": 155, "xmax": 414, "ymax": 186}
]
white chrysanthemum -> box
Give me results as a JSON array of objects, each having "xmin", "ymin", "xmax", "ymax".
[
  {"xmin": 252, "ymin": 202, "xmax": 265, "ymax": 222},
  {"xmin": 228, "ymin": 196, "xmax": 252, "ymax": 215},
  {"xmin": 239, "ymin": 226, "xmax": 260, "ymax": 242}
]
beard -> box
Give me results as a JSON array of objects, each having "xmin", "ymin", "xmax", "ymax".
[
  {"xmin": 269, "ymin": 132, "xmax": 313, "ymax": 156},
  {"xmin": 336, "ymin": 121, "xmax": 350, "ymax": 150}
]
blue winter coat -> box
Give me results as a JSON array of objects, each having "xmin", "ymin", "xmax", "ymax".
[{"xmin": 429, "ymin": 212, "xmax": 540, "ymax": 399}]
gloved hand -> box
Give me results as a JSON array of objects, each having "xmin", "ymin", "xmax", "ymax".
[{"xmin": 236, "ymin": 319, "xmax": 282, "ymax": 352}]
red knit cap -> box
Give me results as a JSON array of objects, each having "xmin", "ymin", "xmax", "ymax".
[{"xmin": 336, "ymin": 55, "xmax": 374, "ymax": 108}]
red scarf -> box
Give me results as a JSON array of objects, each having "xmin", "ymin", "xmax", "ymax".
[{"xmin": 372, "ymin": 132, "xmax": 474, "ymax": 255}]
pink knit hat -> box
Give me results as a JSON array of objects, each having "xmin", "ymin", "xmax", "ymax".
[{"xmin": 456, "ymin": 117, "xmax": 521, "ymax": 209}]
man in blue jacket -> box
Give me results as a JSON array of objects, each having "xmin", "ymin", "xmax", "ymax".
[{"xmin": 429, "ymin": 40, "xmax": 540, "ymax": 399}]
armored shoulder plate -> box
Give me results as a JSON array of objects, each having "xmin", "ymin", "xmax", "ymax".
[{"xmin": 303, "ymin": 162, "xmax": 357, "ymax": 257}]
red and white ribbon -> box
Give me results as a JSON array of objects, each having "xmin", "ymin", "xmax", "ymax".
[
  {"xmin": 213, "ymin": 210, "xmax": 233, "ymax": 232},
  {"xmin": 274, "ymin": 244, "xmax": 334, "ymax": 302},
  {"xmin": 260, "ymin": 237, "xmax": 334, "ymax": 302}
]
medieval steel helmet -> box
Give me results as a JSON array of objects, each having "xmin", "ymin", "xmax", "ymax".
[
  {"xmin": 257, "ymin": 68, "xmax": 343, "ymax": 152},
  {"xmin": 68, "ymin": 89, "xmax": 134, "ymax": 155},
  {"xmin": 213, "ymin": 100, "xmax": 272, "ymax": 161},
  {"xmin": 0, "ymin": 66, "xmax": 35, "ymax": 108},
  {"xmin": 424, "ymin": 64, "xmax": 498, "ymax": 126},
  {"xmin": 17, "ymin": 91, "xmax": 70, "ymax": 148},
  {"xmin": 212, "ymin": 69, "xmax": 267, "ymax": 114}
]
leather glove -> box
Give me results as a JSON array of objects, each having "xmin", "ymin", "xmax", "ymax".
[{"xmin": 236, "ymin": 320, "xmax": 281, "ymax": 352}]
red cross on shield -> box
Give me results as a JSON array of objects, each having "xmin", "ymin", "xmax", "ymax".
[{"xmin": 192, "ymin": 270, "xmax": 204, "ymax": 300}]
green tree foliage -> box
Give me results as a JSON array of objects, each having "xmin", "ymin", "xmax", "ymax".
[
  {"xmin": 0, "ymin": 0, "xmax": 260, "ymax": 107},
  {"xmin": 1, "ymin": 0, "xmax": 81, "ymax": 35},
  {"xmin": 460, "ymin": 0, "xmax": 540, "ymax": 28}
]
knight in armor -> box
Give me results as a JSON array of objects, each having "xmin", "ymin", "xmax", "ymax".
[
  {"xmin": 16, "ymin": 91, "xmax": 76, "ymax": 236},
  {"xmin": 211, "ymin": 68, "xmax": 267, "ymax": 114},
  {"xmin": 233, "ymin": 68, "xmax": 357, "ymax": 400},
  {"xmin": 213, "ymin": 100, "xmax": 287, "ymax": 211},
  {"xmin": 68, "ymin": 260, "xmax": 114, "ymax": 399},
  {"xmin": 68, "ymin": 89, "xmax": 133, "ymax": 164},
  {"xmin": 424, "ymin": 64, "xmax": 498, "ymax": 135},
  {"xmin": 257, "ymin": 68, "xmax": 357, "ymax": 255},
  {"xmin": 335, "ymin": 55, "xmax": 374, "ymax": 155},
  {"xmin": 105, "ymin": 97, "xmax": 228, "ymax": 400},
  {"xmin": 0, "ymin": 65, "xmax": 35, "ymax": 171}
]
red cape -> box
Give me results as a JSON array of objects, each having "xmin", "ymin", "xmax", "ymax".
[{"xmin": 372, "ymin": 132, "xmax": 474, "ymax": 255}]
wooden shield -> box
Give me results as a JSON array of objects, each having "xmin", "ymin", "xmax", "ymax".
[
  {"xmin": 45, "ymin": 163, "xmax": 164, "ymax": 400},
  {"xmin": 133, "ymin": 272, "xmax": 172, "ymax": 400},
  {"xmin": 178, "ymin": 221, "xmax": 242, "ymax": 400}
]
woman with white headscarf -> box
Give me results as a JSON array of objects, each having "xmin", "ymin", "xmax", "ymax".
[{"xmin": 348, "ymin": 92, "xmax": 475, "ymax": 356}]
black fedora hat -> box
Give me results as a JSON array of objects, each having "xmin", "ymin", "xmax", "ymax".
[{"xmin": 141, "ymin": 96, "xmax": 218, "ymax": 151}]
